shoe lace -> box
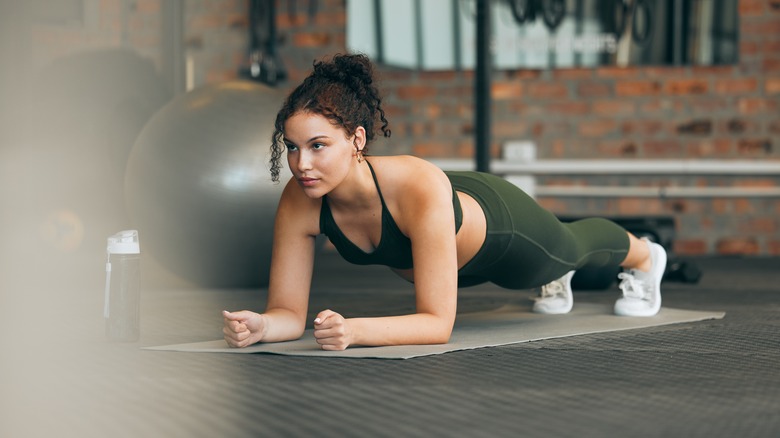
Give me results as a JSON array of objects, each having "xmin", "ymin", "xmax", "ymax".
[
  {"xmin": 618, "ymin": 271, "xmax": 648, "ymax": 300},
  {"xmin": 540, "ymin": 280, "xmax": 565, "ymax": 299}
]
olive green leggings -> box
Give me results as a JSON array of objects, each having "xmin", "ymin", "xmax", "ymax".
[{"xmin": 447, "ymin": 171, "xmax": 630, "ymax": 290}]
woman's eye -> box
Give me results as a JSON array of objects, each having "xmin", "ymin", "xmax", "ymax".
[
  {"xmin": 312, "ymin": 143, "xmax": 325, "ymax": 150},
  {"xmin": 286, "ymin": 144, "xmax": 298, "ymax": 152}
]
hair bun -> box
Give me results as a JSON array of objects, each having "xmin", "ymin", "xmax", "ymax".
[{"xmin": 313, "ymin": 53, "xmax": 374, "ymax": 91}]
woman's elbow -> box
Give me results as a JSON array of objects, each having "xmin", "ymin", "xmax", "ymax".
[{"xmin": 433, "ymin": 319, "xmax": 454, "ymax": 344}]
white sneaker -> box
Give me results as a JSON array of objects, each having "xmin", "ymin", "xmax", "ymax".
[
  {"xmin": 614, "ymin": 238, "xmax": 667, "ymax": 317},
  {"xmin": 533, "ymin": 270, "xmax": 575, "ymax": 314}
]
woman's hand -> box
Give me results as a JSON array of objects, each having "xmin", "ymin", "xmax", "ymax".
[
  {"xmin": 223, "ymin": 310, "xmax": 266, "ymax": 348},
  {"xmin": 313, "ymin": 309, "xmax": 353, "ymax": 351}
]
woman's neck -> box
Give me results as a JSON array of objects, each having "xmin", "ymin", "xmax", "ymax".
[{"xmin": 325, "ymin": 159, "xmax": 378, "ymax": 210}]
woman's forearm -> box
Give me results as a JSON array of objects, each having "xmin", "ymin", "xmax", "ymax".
[{"xmin": 347, "ymin": 313, "xmax": 454, "ymax": 347}]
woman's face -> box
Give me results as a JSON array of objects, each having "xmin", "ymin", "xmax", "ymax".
[{"xmin": 283, "ymin": 111, "xmax": 363, "ymax": 199}]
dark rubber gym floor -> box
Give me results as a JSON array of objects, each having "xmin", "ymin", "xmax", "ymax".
[{"xmin": 4, "ymin": 252, "xmax": 780, "ymax": 437}]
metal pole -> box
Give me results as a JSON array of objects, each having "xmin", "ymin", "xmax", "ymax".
[
  {"xmin": 373, "ymin": 0, "xmax": 384, "ymax": 64},
  {"xmin": 161, "ymin": 0, "xmax": 185, "ymax": 95},
  {"xmin": 474, "ymin": 0, "xmax": 492, "ymax": 173}
]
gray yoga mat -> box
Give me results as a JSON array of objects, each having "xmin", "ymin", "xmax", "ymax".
[{"xmin": 144, "ymin": 304, "xmax": 725, "ymax": 359}]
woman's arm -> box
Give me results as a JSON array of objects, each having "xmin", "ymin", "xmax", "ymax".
[
  {"xmin": 224, "ymin": 179, "xmax": 319, "ymax": 347},
  {"xmin": 312, "ymin": 159, "xmax": 459, "ymax": 349}
]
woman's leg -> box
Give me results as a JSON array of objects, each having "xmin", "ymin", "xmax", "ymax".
[
  {"xmin": 620, "ymin": 232, "xmax": 652, "ymax": 272},
  {"xmin": 533, "ymin": 226, "xmax": 666, "ymax": 317}
]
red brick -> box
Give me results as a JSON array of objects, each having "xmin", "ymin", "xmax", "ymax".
[
  {"xmin": 664, "ymin": 79, "xmax": 709, "ymax": 95},
  {"xmin": 763, "ymin": 59, "xmax": 780, "ymax": 72},
  {"xmin": 715, "ymin": 78, "xmax": 758, "ymax": 94},
  {"xmin": 623, "ymin": 120, "xmax": 665, "ymax": 136},
  {"xmin": 437, "ymin": 86, "xmax": 473, "ymax": 99},
  {"xmin": 531, "ymin": 122, "xmax": 571, "ymax": 137},
  {"xmin": 275, "ymin": 12, "xmax": 297, "ymax": 29},
  {"xmin": 550, "ymin": 140, "xmax": 566, "ymax": 158},
  {"xmin": 734, "ymin": 199, "xmax": 754, "ymax": 214},
  {"xmin": 716, "ymin": 238, "xmax": 760, "ymax": 255},
  {"xmin": 766, "ymin": 78, "xmax": 780, "ymax": 94},
  {"xmin": 597, "ymin": 141, "xmax": 639, "ymax": 157},
  {"xmin": 770, "ymin": 119, "xmax": 780, "ymax": 134},
  {"xmin": 593, "ymin": 100, "xmax": 635, "ymax": 115},
  {"xmin": 503, "ymin": 70, "xmax": 542, "ymax": 80},
  {"xmin": 712, "ymin": 199, "xmax": 731, "ymax": 214},
  {"xmin": 737, "ymin": 139, "xmax": 773, "ymax": 154},
  {"xmin": 740, "ymin": 0, "xmax": 766, "ymax": 15},
  {"xmin": 528, "ymin": 82, "xmax": 568, "ymax": 99},
  {"xmin": 686, "ymin": 139, "xmax": 733, "ymax": 157},
  {"xmin": 644, "ymin": 140, "xmax": 683, "ymax": 157},
  {"xmin": 734, "ymin": 179, "xmax": 778, "ymax": 188},
  {"xmin": 738, "ymin": 98, "xmax": 779, "ymax": 114},
  {"xmin": 716, "ymin": 118, "xmax": 760, "ymax": 134},
  {"xmin": 418, "ymin": 70, "xmax": 460, "ymax": 82},
  {"xmin": 640, "ymin": 99, "xmax": 686, "ymax": 114},
  {"xmin": 292, "ymin": 32, "xmax": 332, "ymax": 48},
  {"xmin": 643, "ymin": 67, "xmax": 684, "ymax": 78},
  {"xmin": 690, "ymin": 65, "xmax": 735, "ymax": 76},
  {"xmin": 676, "ymin": 119, "xmax": 713, "ymax": 135},
  {"xmin": 740, "ymin": 40, "xmax": 761, "ymax": 56},
  {"xmin": 408, "ymin": 121, "xmax": 433, "ymax": 137},
  {"xmin": 423, "ymin": 103, "xmax": 442, "ymax": 118},
  {"xmin": 189, "ymin": 14, "xmax": 223, "ymax": 30},
  {"xmin": 577, "ymin": 81, "xmax": 611, "ymax": 98},
  {"xmin": 762, "ymin": 40, "xmax": 780, "ymax": 55},
  {"xmin": 740, "ymin": 218, "xmax": 777, "ymax": 234},
  {"xmin": 755, "ymin": 17, "xmax": 780, "ymax": 34},
  {"xmin": 546, "ymin": 102, "xmax": 590, "ymax": 115},
  {"xmin": 396, "ymin": 85, "xmax": 437, "ymax": 100},
  {"xmin": 616, "ymin": 80, "xmax": 661, "ymax": 96},
  {"xmin": 412, "ymin": 142, "xmax": 454, "ymax": 157},
  {"xmin": 491, "ymin": 82, "xmax": 524, "ymax": 99},
  {"xmin": 493, "ymin": 120, "xmax": 529, "ymax": 137},
  {"xmin": 617, "ymin": 198, "xmax": 664, "ymax": 215},
  {"xmin": 509, "ymin": 102, "xmax": 544, "ymax": 116},
  {"xmin": 579, "ymin": 120, "xmax": 618, "ymax": 137},
  {"xmin": 314, "ymin": 11, "xmax": 347, "ymax": 27},
  {"xmin": 673, "ymin": 239, "xmax": 708, "ymax": 255}
]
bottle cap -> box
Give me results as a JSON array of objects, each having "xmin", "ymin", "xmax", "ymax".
[{"xmin": 107, "ymin": 230, "xmax": 140, "ymax": 254}]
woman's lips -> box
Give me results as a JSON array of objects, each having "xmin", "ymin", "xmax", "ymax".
[{"xmin": 298, "ymin": 177, "xmax": 318, "ymax": 187}]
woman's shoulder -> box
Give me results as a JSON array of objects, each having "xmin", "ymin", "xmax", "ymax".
[
  {"xmin": 369, "ymin": 155, "xmax": 451, "ymax": 202},
  {"xmin": 369, "ymin": 155, "xmax": 447, "ymax": 182}
]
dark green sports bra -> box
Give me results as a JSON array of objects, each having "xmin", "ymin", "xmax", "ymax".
[{"xmin": 319, "ymin": 161, "xmax": 463, "ymax": 269}]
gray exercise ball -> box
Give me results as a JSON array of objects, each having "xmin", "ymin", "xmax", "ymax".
[{"xmin": 125, "ymin": 80, "xmax": 289, "ymax": 288}]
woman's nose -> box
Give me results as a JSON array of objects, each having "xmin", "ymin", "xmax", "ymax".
[{"xmin": 296, "ymin": 150, "xmax": 313, "ymax": 171}]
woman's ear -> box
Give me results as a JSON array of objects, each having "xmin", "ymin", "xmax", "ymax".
[{"xmin": 353, "ymin": 126, "xmax": 367, "ymax": 152}]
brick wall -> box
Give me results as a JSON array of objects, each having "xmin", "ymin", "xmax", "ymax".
[{"xmin": 20, "ymin": 0, "xmax": 780, "ymax": 256}]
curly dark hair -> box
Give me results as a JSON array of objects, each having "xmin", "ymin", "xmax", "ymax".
[{"xmin": 270, "ymin": 53, "xmax": 391, "ymax": 182}]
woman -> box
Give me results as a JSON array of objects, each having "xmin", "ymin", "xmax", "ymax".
[{"xmin": 223, "ymin": 54, "xmax": 666, "ymax": 351}]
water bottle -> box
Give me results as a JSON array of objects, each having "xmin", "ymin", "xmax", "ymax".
[{"xmin": 104, "ymin": 230, "xmax": 141, "ymax": 342}]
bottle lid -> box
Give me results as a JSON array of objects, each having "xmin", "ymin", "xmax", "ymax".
[{"xmin": 107, "ymin": 230, "xmax": 140, "ymax": 254}]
